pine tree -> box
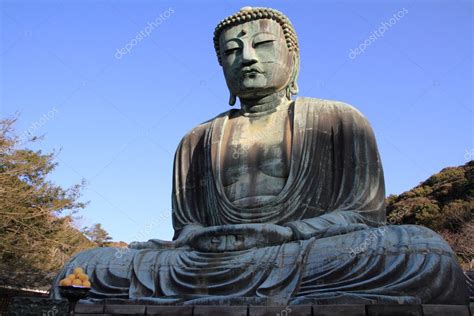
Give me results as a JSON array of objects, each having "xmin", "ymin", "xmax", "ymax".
[
  {"xmin": 83, "ymin": 223, "xmax": 113, "ymax": 247},
  {"xmin": 0, "ymin": 118, "xmax": 100, "ymax": 288}
]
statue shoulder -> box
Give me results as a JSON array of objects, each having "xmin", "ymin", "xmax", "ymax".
[
  {"xmin": 182, "ymin": 121, "xmax": 210, "ymax": 142},
  {"xmin": 179, "ymin": 109, "xmax": 234, "ymax": 146},
  {"xmin": 296, "ymin": 97, "xmax": 368, "ymax": 121}
]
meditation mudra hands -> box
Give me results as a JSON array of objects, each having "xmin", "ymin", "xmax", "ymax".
[
  {"xmin": 128, "ymin": 222, "xmax": 369, "ymax": 252},
  {"xmin": 129, "ymin": 223, "xmax": 293, "ymax": 252}
]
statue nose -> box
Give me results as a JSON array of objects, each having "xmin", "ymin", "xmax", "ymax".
[{"xmin": 241, "ymin": 45, "xmax": 257, "ymax": 65}]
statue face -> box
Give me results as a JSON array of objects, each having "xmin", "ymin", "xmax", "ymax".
[{"xmin": 219, "ymin": 19, "xmax": 295, "ymax": 99}]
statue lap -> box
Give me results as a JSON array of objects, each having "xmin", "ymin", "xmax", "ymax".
[{"xmin": 51, "ymin": 224, "xmax": 467, "ymax": 304}]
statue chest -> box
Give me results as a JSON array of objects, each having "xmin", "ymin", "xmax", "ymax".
[{"xmin": 219, "ymin": 110, "xmax": 293, "ymax": 204}]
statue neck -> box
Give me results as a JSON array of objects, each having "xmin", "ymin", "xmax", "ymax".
[{"xmin": 239, "ymin": 92, "xmax": 289, "ymax": 115}]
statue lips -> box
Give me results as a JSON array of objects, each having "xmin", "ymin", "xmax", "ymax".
[{"xmin": 241, "ymin": 66, "xmax": 264, "ymax": 78}]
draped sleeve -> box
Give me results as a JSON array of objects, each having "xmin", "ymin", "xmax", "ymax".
[
  {"xmin": 171, "ymin": 111, "xmax": 232, "ymax": 240},
  {"xmin": 171, "ymin": 121, "xmax": 209, "ymax": 240},
  {"xmin": 284, "ymin": 98, "xmax": 386, "ymax": 239}
]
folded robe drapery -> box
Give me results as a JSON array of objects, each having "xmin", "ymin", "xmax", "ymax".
[
  {"xmin": 51, "ymin": 98, "xmax": 468, "ymax": 304},
  {"xmin": 172, "ymin": 98, "xmax": 386, "ymax": 238}
]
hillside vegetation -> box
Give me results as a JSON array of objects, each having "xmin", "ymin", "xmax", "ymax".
[{"xmin": 387, "ymin": 161, "xmax": 473, "ymax": 269}]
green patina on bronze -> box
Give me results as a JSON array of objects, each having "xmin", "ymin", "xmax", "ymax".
[{"xmin": 51, "ymin": 6, "xmax": 469, "ymax": 305}]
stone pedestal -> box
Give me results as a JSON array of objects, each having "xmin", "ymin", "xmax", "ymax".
[
  {"xmin": 72, "ymin": 301, "xmax": 472, "ymax": 316},
  {"xmin": 5, "ymin": 298, "xmax": 473, "ymax": 316}
]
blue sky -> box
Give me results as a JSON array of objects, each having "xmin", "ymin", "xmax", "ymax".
[{"xmin": 1, "ymin": 0, "xmax": 472, "ymax": 243}]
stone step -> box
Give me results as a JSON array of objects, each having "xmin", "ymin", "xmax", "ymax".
[{"xmin": 5, "ymin": 297, "xmax": 473, "ymax": 316}]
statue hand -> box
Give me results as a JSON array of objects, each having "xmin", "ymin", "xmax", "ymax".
[
  {"xmin": 128, "ymin": 237, "xmax": 194, "ymax": 250},
  {"xmin": 127, "ymin": 224, "xmax": 295, "ymax": 251},
  {"xmin": 128, "ymin": 224, "xmax": 203, "ymax": 250},
  {"xmin": 188, "ymin": 223, "xmax": 294, "ymax": 252},
  {"xmin": 128, "ymin": 239, "xmax": 176, "ymax": 250}
]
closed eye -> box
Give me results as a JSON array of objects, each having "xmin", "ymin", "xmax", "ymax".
[
  {"xmin": 224, "ymin": 47, "xmax": 240, "ymax": 56},
  {"xmin": 253, "ymin": 39, "xmax": 275, "ymax": 48}
]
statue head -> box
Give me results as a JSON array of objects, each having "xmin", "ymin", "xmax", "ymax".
[{"xmin": 213, "ymin": 7, "xmax": 300, "ymax": 105}]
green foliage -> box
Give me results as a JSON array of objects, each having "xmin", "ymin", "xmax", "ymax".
[
  {"xmin": 425, "ymin": 167, "xmax": 465, "ymax": 187},
  {"xmin": 0, "ymin": 118, "xmax": 111, "ymax": 289},
  {"xmin": 386, "ymin": 161, "xmax": 474, "ymax": 267},
  {"xmin": 83, "ymin": 223, "xmax": 113, "ymax": 247}
]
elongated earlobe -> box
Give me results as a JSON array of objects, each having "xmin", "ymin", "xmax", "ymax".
[
  {"xmin": 285, "ymin": 81, "xmax": 299, "ymax": 100},
  {"xmin": 229, "ymin": 93, "xmax": 236, "ymax": 106},
  {"xmin": 290, "ymin": 81, "xmax": 299, "ymax": 95},
  {"xmin": 287, "ymin": 53, "xmax": 300, "ymax": 98}
]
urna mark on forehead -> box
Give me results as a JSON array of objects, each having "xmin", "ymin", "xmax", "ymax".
[{"xmin": 220, "ymin": 19, "xmax": 284, "ymax": 43}]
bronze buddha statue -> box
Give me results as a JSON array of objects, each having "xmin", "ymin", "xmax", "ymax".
[{"xmin": 52, "ymin": 7, "xmax": 468, "ymax": 305}]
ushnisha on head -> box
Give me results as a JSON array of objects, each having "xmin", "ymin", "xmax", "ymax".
[{"xmin": 213, "ymin": 7, "xmax": 300, "ymax": 105}]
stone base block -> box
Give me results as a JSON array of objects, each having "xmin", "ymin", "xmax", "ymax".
[
  {"xmin": 5, "ymin": 297, "xmax": 473, "ymax": 316},
  {"xmin": 366, "ymin": 304, "xmax": 423, "ymax": 316},
  {"xmin": 314, "ymin": 304, "xmax": 366, "ymax": 316},
  {"xmin": 194, "ymin": 305, "xmax": 247, "ymax": 316},
  {"xmin": 249, "ymin": 305, "xmax": 311, "ymax": 316}
]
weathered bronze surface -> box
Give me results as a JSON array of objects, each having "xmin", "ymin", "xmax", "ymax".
[{"xmin": 51, "ymin": 7, "xmax": 468, "ymax": 305}]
